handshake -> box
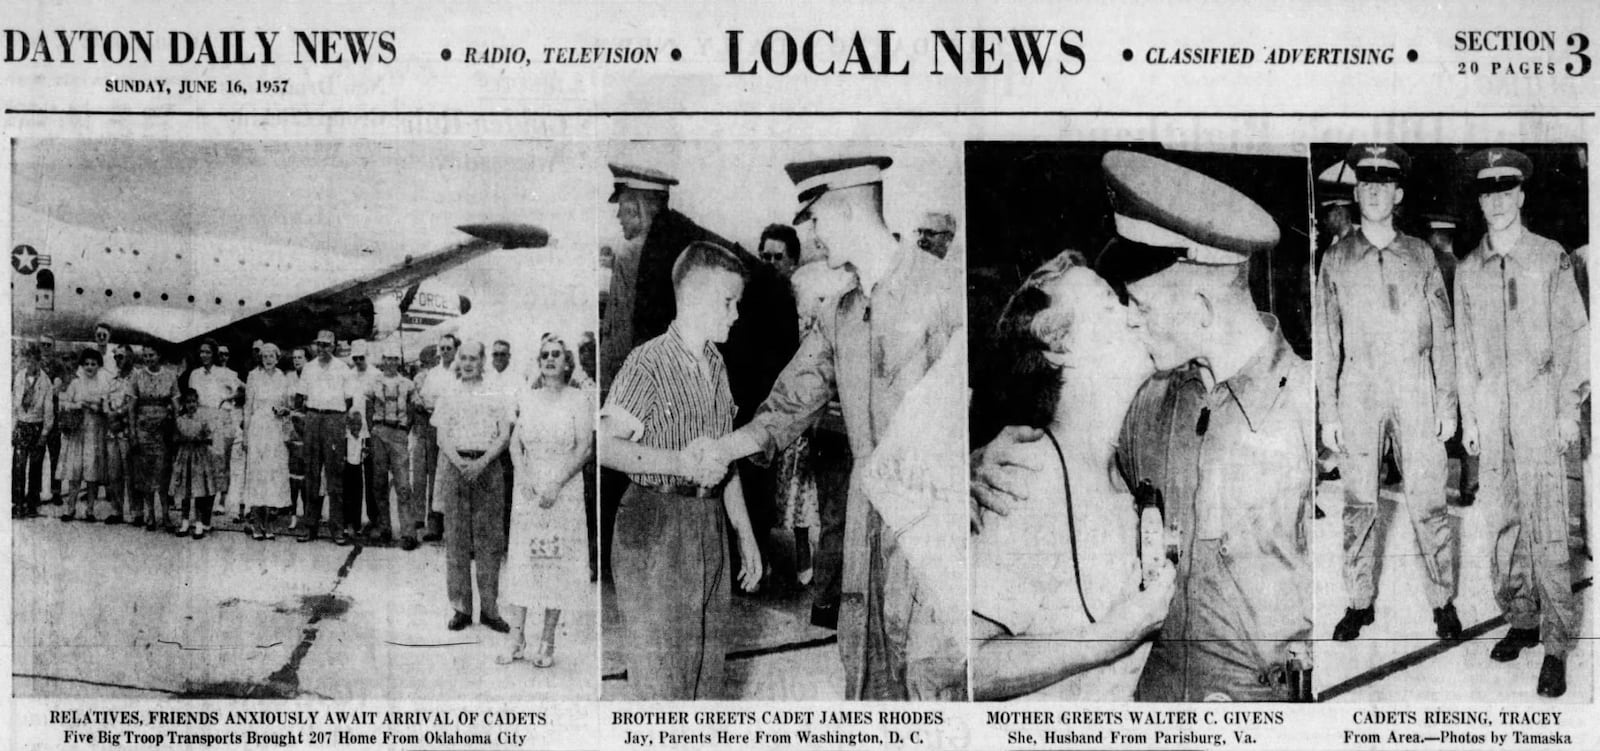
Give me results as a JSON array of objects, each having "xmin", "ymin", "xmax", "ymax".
[{"xmin": 679, "ymin": 436, "xmax": 733, "ymax": 487}]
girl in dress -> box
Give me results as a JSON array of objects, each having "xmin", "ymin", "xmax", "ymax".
[
  {"xmin": 57, "ymin": 349, "xmax": 111, "ymax": 523},
  {"xmin": 169, "ymin": 389, "xmax": 218, "ymax": 539},
  {"xmin": 498, "ymin": 333, "xmax": 594, "ymax": 668},
  {"xmin": 243, "ymin": 343, "xmax": 294, "ymax": 540}
]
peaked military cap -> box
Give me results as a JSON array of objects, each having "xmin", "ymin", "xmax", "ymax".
[
  {"xmin": 784, "ymin": 155, "xmax": 893, "ymax": 223},
  {"xmin": 1345, "ymin": 143, "xmax": 1411, "ymax": 183},
  {"xmin": 1465, "ymin": 147, "xmax": 1533, "ymax": 194},
  {"xmin": 607, "ymin": 163, "xmax": 679, "ymax": 203},
  {"xmin": 1094, "ymin": 151, "xmax": 1280, "ymax": 290}
]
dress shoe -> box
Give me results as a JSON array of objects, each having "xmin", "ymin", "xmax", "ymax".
[
  {"xmin": 447, "ymin": 611, "xmax": 472, "ymax": 631},
  {"xmin": 59, "ymin": 511, "xmax": 76, "ymax": 522},
  {"xmin": 1490, "ymin": 628, "xmax": 1541, "ymax": 662},
  {"xmin": 811, "ymin": 602, "xmax": 839, "ymax": 631},
  {"xmin": 145, "ymin": 520, "xmax": 161, "ymax": 532},
  {"xmin": 1537, "ymin": 655, "xmax": 1567, "ymax": 698},
  {"xmin": 480, "ymin": 613, "xmax": 511, "ymax": 633},
  {"xmin": 173, "ymin": 521, "xmax": 191, "ymax": 537},
  {"xmin": 333, "ymin": 531, "xmax": 353, "ymax": 546},
  {"xmin": 1332, "ymin": 606, "xmax": 1375, "ymax": 641},
  {"xmin": 191, "ymin": 525, "xmax": 208, "ymax": 540},
  {"xmin": 296, "ymin": 527, "xmax": 318, "ymax": 543},
  {"xmin": 399, "ymin": 536, "xmax": 419, "ymax": 551},
  {"xmin": 104, "ymin": 514, "xmax": 124, "ymax": 525},
  {"xmin": 421, "ymin": 531, "xmax": 442, "ymax": 543},
  {"xmin": 1433, "ymin": 603, "xmax": 1463, "ymax": 640}
]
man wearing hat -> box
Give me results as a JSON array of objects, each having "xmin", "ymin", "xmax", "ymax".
[
  {"xmin": 1318, "ymin": 144, "xmax": 1462, "ymax": 644},
  {"xmin": 1454, "ymin": 147, "xmax": 1588, "ymax": 697},
  {"xmin": 607, "ymin": 163, "xmax": 735, "ymax": 348},
  {"xmin": 965, "ymin": 151, "xmax": 1314, "ymax": 699},
  {"xmin": 693, "ymin": 155, "xmax": 966, "ymax": 700},
  {"xmin": 293, "ymin": 330, "xmax": 357, "ymax": 544}
]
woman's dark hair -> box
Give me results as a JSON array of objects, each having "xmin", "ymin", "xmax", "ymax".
[
  {"xmin": 78, "ymin": 348, "xmax": 103, "ymax": 366},
  {"xmin": 757, "ymin": 223, "xmax": 802, "ymax": 262},
  {"xmin": 990, "ymin": 250, "xmax": 1090, "ymax": 429}
]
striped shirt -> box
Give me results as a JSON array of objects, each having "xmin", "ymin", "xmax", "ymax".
[{"xmin": 602, "ymin": 323, "xmax": 736, "ymax": 487}]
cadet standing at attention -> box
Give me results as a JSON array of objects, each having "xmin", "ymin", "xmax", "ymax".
[
  {"xmin": 1318, "ymin": 144, "xmax": 1462, "ymax": 643},
  {"xmin": 1454, "ymin": 147, "xmax": 1588, "ymax": 698}
]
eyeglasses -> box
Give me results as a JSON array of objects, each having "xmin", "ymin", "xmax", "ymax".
[
  {"xmin": 915, "ymin": 229, "xmax": 953, "ymax": 238},
  {"xmin": 538, "ymin": 350, "xmax": 564, "ymax": 361},
  {"xmin": 492, "ymin": 351, "xmax": 511, "ymax": 358}
]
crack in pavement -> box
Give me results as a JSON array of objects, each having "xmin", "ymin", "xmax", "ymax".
[{"xmin": 249, "ymin": 545, "xmax": 365, "ymax": 699}]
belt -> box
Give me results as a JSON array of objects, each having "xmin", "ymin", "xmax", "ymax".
[
  {"xmin": 307, "ymin": 407, "xmax": 345, "ymax": 414},
  {"xmin": 374, "ymin": 421, "xmax": 409, "ymax": 430},
  {"xmin": 643, "ymin": 481, "xmax": 722, "ymax": 499}
]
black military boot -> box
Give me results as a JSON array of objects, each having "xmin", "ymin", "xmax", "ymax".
[
  {"xmin": 1433, "ymin": 603, "xmax": 1463, "ymax": 640},
  {"xmin": 1489, "ymin": 627, "xmax": 1540, "ymax": 662},
  {"xmin": 1332, "ymin": 606, "xmax": 1375, "ymax": 641},
  {"xmin": 1536, "ymin": 655, "xmax": 1566, "ymax": 698}
]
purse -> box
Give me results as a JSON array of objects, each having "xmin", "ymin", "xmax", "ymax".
[{"xmin": 57, "ymin": 407, "xmax": 84, "ymax": 435}]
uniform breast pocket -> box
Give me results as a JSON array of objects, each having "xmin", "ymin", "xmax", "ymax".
[{"xmin": 1218, "ymin": 418, "xmax": 1307, "ymax": 539}]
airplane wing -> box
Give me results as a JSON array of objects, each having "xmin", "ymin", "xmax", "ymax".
[{"xmin": 106, "ymin": 222, "xmax": 549, "ymax": 348}]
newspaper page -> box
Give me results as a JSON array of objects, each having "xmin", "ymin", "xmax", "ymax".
[{"xmin": 1, "ymin": 1, "xmax": 1596, "ymax": 749}]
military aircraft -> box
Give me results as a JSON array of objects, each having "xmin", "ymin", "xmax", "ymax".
[{"xmin": 10, "ymin": 206, "xmax": 548, "ymax": 353}]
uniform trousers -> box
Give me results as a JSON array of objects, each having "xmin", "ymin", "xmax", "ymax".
[
  {"xmin": 1487, "ymin": 424, "xmax": 1577, "ymax": 656},
  {"xmin": 437, "ymin": 452, "xmax": 507, "ymax": 617},
  {"xmin": 1339, "ymin": 382, "xmax": 1456, "ymax": 609},
  {"xmin": 613, "ymin": 485, "xmax": 729, "ymax": 700}
]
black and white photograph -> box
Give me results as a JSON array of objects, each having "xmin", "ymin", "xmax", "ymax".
[
  {"xmin": 9, "ymin": 139, "xmax": 600, "ymax": 699},
  {"xmin": 966, "ymin": 142, "xmax": 1316, "ymax": 702},
  {"xmin": 595, "ymin": 141, "xmax": 968, "ymax": 701},
  {"xmin": 1311, "ymin": 142, "xmax": 1591, "ymax": 702}
]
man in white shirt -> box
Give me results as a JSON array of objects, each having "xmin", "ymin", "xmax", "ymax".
[
  {"xmin": 432, "ymin": 340, "xmax": 515, "ymax": 631},
  {"xmin": 294, "ymin": 330, "xmax": 357, "ymax": 545}
]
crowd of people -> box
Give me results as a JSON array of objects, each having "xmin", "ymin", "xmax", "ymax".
[{"xmin": 12, "ymin": 327, "xmax": 597, "ymax": 669}]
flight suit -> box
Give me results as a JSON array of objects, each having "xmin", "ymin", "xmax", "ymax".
[
  {"xmin": 1119, "ymin": 318, "xmax": 1314, "ymax": 701},
  {"xmin": 1454, "ymin": 229, "xmax": 1588, "ymax": 657},
  {"xmin": 1317, "ymin": 232, "xmax": 1457, "ymax": 610},
  {"xmin": 737, "ymin": 243, "xmax": 965, "ymax": 700}
]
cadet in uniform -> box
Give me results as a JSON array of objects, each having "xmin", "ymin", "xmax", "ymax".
[
  {"xmin": 1090, "ymin": 151, "xmax": 1315, "ymax": 701},
  {"xmin": 1454, "ymin": 148, "xmax": 1588, "ymax": 697},
  {"xmin": 700, "ymin": 156, "xmax": 966, "ymax": 701},
  {"xmin": 1319, "ymin": 144, "xmax": 1462, "ymax": 642}
]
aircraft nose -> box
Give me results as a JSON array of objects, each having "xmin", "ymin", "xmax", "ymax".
[{"xmin": 456, "ymin": 222, "xmax": 550, "ymax": 249}]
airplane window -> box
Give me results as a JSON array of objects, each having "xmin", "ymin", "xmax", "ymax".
[
  {"xmin": 238, "ymin": 299, "xmax": 245, "ymax": 306},
  {"xmin": 105, "ymin": 247, "xmax": 111, "ymax": 254},
  {"xmin": 106, "ymin": 289, "xmax": 113, "ymax": 296},
  {"xmin": 214, "ymin": 297, "xmax": 222, "ymax": 305},
  {"xmin": 265, "ymin": 300, "xmax": 273, "ymax": 307},
  {"xmin": 76, "ymin": 287, "xmax": 84, "ymax": 294},
  {"xmin": 133, "ymin": 249, "xmax": 140, "ymax": 256},
  {"xmin": 133, "ymin": 292, "xmax": 142, "ymax": 299},
  {"xmin": 160, "ymin": 293, "xmax": 169, "ymax": 301},
  {"xmin": 187, "ymin": 295, "xmax": 195, "ymax": 303}
]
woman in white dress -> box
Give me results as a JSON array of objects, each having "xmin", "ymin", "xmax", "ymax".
[
  {"xmin": 242, "ymin": 343, "xmax": 294, "ymax": 540},
  {"xmin": 499, "ymin": 333, "xmax": 594, "ymax": 668}
]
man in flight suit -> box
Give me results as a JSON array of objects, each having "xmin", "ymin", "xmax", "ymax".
[
  {"xmin": 696, "ymin": 155, "xmax": 966, "ymax": 700},
  {"xmin": 1319, "ymin": 144, "xmax": 1462, "ymax": 642},
  {"xmin": 1091, "ymin": 151, "xmax": 1315, "ymax": 702},
  {"xmin": 1454, "ymin": 147, "xmax": 1588, "ymax": 698}
]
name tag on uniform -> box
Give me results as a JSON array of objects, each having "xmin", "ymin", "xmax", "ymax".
[
  {"xmin": 1387, "ymin": 284, "xmax": 1399, "ymax": 313},
  {"xmin": 1506, "ymin": 277, "xmax": 1518, "ymax": 311}
]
